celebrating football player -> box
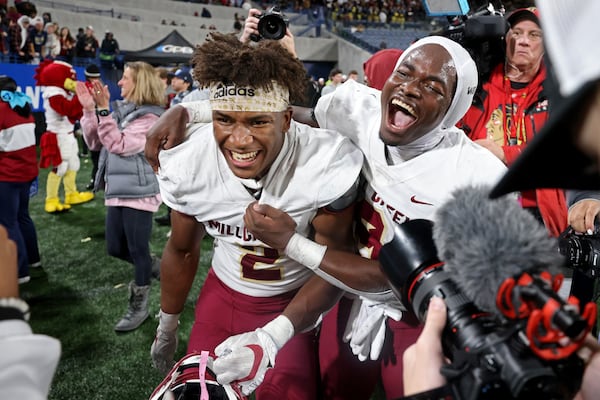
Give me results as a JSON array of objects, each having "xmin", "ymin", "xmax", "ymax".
[{"xmin": 148, "ymin": 32, "xmax": 363, "ymax": 400}]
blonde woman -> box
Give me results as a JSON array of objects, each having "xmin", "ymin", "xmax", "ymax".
[{"xmin": 76, "ymin": 62, "xmax": 166, "ymax": 332}]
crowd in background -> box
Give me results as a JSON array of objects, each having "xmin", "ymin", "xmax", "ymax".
[
  {"xmin": 1, "ymin": 0, "xmax": 536, "ymax": 67},
  {"xmin": 0, "ymin": 2, "xmax": 122, "ymax": 67}
]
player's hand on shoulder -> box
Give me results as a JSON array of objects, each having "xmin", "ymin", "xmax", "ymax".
[{"xmin": 145, "ymin": 105, "xmax": 189, "ymax": 172}]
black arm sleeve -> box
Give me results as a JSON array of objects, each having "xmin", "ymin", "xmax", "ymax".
[{"xmin": 565, "ymin": 190, "xmax": 600, "ymax": 207}]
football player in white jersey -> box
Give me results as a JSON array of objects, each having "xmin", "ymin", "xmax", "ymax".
[
  {"xmin": 147, "ymin": 32, "xmax": 364, "ymax": 400},
  {"xmin": 242, "ymin": 36, "xmax": 508, "ymax": 400},
  {"xmin": 144, "ymin": 33, "xmax": 508, "ymax": 400}
]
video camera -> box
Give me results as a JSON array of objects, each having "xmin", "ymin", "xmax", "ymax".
[
  {"xmin": 559, "ymin": 227, "xmax": 600, "ymax": 279},
  {"xmin": 250, "ymin": 5, "xmax": 289, "ymax": 42},
  {"xmin": 424, "ymin": 0, "xmax": 507, "ymax": 83},
  {"xmin": 379, "ymin": 219, "xmax": 590, "ymax": 400}
]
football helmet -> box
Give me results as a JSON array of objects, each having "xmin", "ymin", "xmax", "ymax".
[{"xmin": 149, "ymin": 352, "xmax": 245, "ymax": 400}]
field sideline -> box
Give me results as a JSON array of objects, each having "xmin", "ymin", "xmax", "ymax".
[{"xmin": 22, "ymin": 156, "xmax": 212, "ymax": 399}]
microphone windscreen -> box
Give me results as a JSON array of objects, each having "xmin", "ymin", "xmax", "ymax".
[{"xmin": 432, "ymin": 185, "xmax": 562, "ymax": 312}]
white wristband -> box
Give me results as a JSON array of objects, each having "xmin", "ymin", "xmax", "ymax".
[
  {"xmin": 261, "ymin": 315, "xmax": 295, "ymax": 350},
  {"xmin": 183, "ymin": 100, "xmax": 212, "ymax": 125},
  {"xmin": 158, "ymin": 309, "xmax": 180, "ymax": 332},
  {"xmin": 284, "ymin": 233, "xmax": 327, "ymax": 271}
]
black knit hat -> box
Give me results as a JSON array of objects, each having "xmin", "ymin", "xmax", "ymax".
[
  {"xmin": 85, "ymin": 64, "xmax": 101, "ymax": 79},
  {"xmin": 0, "ymin": 75, "xmax": 18, "ymax": 92}
]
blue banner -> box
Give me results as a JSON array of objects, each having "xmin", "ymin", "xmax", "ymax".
[{"xmin": 1, "ymin": 63, "xmax": 87, "ymax": 112}]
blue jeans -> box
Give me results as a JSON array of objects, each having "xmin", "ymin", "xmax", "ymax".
[
  {"xmin": 105, "ymin": 206, "xmax": 153, "ymax": 286},
  {"xmin": 0, "ymin": 180, "xmax": 41, "ymax": 279}
]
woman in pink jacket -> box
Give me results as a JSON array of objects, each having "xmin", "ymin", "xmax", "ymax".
[{"xmin": 76, "ymin": 62, "xmax": 165, "ymax": 332}]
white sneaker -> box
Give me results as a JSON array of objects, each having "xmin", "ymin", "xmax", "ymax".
[
  {"xmin": 30, "ymin": 261, "xmax": 42, "ymax": 268},
  {"xmin": 18, "ymin": 276, "xmax": 31, "ymax": 284}
]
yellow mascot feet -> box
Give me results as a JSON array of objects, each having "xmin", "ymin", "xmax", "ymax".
[
  {"xmin": 45, "ymin": 197, "xmax": 71, "ymax": 213},
  {"xmin": 63, "ymin": 170, "xmax": 94, "ymax": 205},
  {"xmin": 45, "ymin": 172, "xmax": 71, "ymax": 213},
  {"xmin": 65, "ymin": 191, "xmax": 94, "ymax": 205}
]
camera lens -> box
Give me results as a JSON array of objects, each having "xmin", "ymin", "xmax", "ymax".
[
  {"xmin": 265, "ymin": 20, "xmax": 279, "ymax": 35},
  {"xmin": 258, "ymin": 14, "xmax": 286, "ymax": 40}
]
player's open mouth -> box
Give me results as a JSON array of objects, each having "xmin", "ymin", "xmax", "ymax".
[
  {"xmin": 231, "ymin": 150, "xmax": 259, "ymax": 162},
  {"xmin": 389, "ymin": 99, "xmax": 417, "ymax": 128}
]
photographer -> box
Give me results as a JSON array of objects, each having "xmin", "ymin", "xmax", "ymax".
[
  {"xmin": 457, "ymin": 5, "xmax": 600, "ymax": 302},
  {"xmin": 405, "ymin": 0, "xmax": 600, "ymax": 398},
  {"xmin": 458, "ymin": 7, "xmax": 570, "ymax": 238}
]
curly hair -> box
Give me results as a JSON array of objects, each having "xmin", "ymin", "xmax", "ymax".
[{"xmin": 192, "ymin": 32, "xmax": 307, "ymax": 105}]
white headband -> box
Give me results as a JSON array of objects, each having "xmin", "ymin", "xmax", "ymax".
[
  {"xmin": 394, "ymin": 36, "xmax": 478, "ymax": 129},
  {"xmin": 209, "ymin": 82, "xmax": 289, "ymax": 112}
]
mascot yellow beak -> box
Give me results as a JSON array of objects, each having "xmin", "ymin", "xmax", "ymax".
[{"xmin": 64, "ymin": 78, "xmax": 77, "ymax": 93}]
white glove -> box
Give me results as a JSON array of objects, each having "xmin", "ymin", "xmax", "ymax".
[
  {"xmin": 213, "ymin": 315, "xmax": 294, "ymax": 396},
  {"xmin": 150, "ymin": 310, "xmax": 180, "ymax": 376},
  {"xmin": 343, "ymin": 297, "xmax": 403, "ymax": 361}
]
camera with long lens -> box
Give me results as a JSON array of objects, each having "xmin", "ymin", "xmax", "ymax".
[
  {"xmin": 379, "ymin": 219, "xmax": 583, "ymax": 400},
  {"xmin": 250, "ymin": 6, "xmax": 289, "ymax": 42},
  {"xmin": 558, "ymin": 227, "xmax": 600, "ymax": 279},
  {"xmin": 424, "ymin": 0, "xmax": 507, "ymax": 82}
]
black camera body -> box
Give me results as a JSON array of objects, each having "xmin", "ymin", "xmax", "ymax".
[
  {"xmin": 379, "ymin": 219, "xmax": 583, "ymax": 400},
  {"xmin": 250, "ymin": 6, "xmax": 289, "ymax": 42},
  {"xmin": 559, "ymin": 227, "xmax": 600, "ymax": 278},
  {"xmin": 429, "ymin": 1, "xmax": 507, "ymax": 83}
]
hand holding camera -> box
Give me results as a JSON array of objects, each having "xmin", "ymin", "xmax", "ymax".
[
  {"xmin": 240, "ymin": 6, "xmax": 289, "ymax": 42},
  {"xmin": 239, "ymin": 7, "xmax": 296, "ymax": 57}
]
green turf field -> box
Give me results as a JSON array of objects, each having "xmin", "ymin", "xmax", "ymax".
[{"xmin": 21, "ymin": 156, "xmax": 212, "ymax": 399}]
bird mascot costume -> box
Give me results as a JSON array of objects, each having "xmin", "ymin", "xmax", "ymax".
[{"xmin": 35, "ymin": 60, "xmax": 94, "ymax": 213}]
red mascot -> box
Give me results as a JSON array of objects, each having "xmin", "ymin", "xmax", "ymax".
[{"xmin": 35, "ymin": 60, "xmax": 94, "ymax": 213}]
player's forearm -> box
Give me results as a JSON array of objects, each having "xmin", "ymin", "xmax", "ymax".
[
  {"xmin": 319, "ymin": 249, "xmax": 391, "ymax": 293},
  {"xmin": 283, "ymin": 276, "xmax": 343, "ymax": 333},
  {"xmin": 285, "ymin": 233, "xmax": 393, "ymax": 299},
  {"xmin": 159, "ymin": 243, "xmax": 200, "ymax": 314}
]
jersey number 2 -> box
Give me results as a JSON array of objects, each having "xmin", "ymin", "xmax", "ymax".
[{"xmin": 240, "ymin": 246, "xmax": 282, "ymax": 282}]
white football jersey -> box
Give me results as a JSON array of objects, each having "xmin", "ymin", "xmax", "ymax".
[
  {"xmin": 315, "ymin": 80, "xmax": 508, "ymax": 259},
  {"xmin": 157, "ymin": 120, "xmax": 363, "ymax": 297}
]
